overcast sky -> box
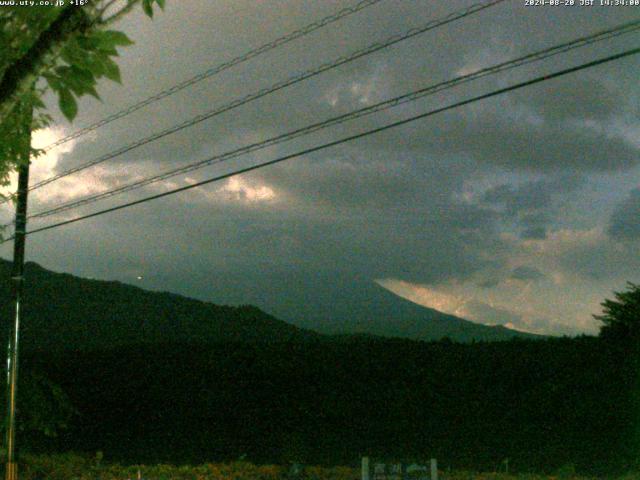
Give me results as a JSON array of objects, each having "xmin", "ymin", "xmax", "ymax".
[{"xmin": 2, "ymin": 0, "xmax": 639, "ymax": 336}]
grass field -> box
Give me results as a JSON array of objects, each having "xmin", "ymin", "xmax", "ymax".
[{"xmin": 7, "ymin": 454, "xmax": 635, "ymax": 480}]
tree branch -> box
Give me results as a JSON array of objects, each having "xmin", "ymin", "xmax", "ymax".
[
  {"xmin": 97, "ymin": 0, "xmax": 122, "ymax": 18},
  {"xmin": 0, "ymin": 6, "xmax": 94, "ymax": 123},
  {"xmin": 99, "ymin": 0, "xmax": 141, "ymax": 27}
]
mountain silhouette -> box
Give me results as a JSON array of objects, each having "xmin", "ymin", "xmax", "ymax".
[
  {"xmin": 0, "ymin": 259, "xmax": 539, "ymax": 351},
  {"xmin": 271, "ymin": 277, "xmax": 542, "ymax": 341},
  {"xmin": 0, "ymin": 259, "xmax": 317, "ymax": 351}
]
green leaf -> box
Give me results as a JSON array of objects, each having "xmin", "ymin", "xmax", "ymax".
[
  {"xmin": 99, "ymin": 30, "xmax": 134, "ymax": 47},
  {"xmin": 43, "ymin": 73, "xmax": 63, "ymax": 92},
  {"xmin": 54, "ymin": 66, "xmax": 96, "ymax": 97},
  {"xmin": 61, "ymin": 42, "xmax": 88, "ymax": 66},
  {"xmin": 85, "ymin": 84, "xmax": 101, "ymax": 101},
  {"xmin": 97, "ymin": 45, "xmax": 119, "ymax": 56},
  {"xmin": 82, "ymin": 54, "xmax": 106, "ymax": 77},
  {"xmin": 68, "ymin": 65, "xmax": 95, "ymax": 85},
  {"xmin": 58, "ymin": 89, "xmax": 78, "ymax": 121},
  {"xmin": 54, "ymin": 65, "xmax": 74, "ymax": 78},
  {"xmin": 101, "ymin": 56, "xmax": 122, "ymax": 83},
  {"xmin": 155, "ymin": 0, "xmax": 166, "ymax": 10},
  {"xmin": 76, "ymin": 35, "xmax": 101, "ymax": 51},
  {"xmin": 30, "ymin": 95, "xmax": 45, "ymax": 110},
  {"xmin": 142, "ymin": 0, "xmax": 153, "ymax": 17}
]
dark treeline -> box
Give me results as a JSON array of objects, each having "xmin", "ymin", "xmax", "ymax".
[{"xmin": 17, "ymin": 334, "xmax": 639, "ymax": 476}]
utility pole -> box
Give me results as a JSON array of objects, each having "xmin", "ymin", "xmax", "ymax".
[{"xmin": 4, "ymin": 101, "xmax": 32, "ymax": 480}]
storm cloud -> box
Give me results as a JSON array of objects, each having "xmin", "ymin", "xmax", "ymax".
[
  {"xmin": 1, "ymin": 0, "xmax": 639, "ymax": 336},
  {"xmin": 608, "ymin": 187, "xmax": 640, "ymax": 240}
]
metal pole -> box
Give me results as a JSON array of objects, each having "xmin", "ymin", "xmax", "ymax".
[
  {"xmin": 362, "ymin": 457, "xmax": 370, "ymax": 480},
  {"xmin": 4, "ymin": 102, "xmax": 32, "ymax": 480},
  {"xmin": 429, "ymin": 459, "xmax": 437, "ymax": 480}
]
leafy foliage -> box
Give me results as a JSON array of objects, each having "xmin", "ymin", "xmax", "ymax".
[
  {"xmin": 27, "ymin": 336, "xmax": 634, "ymax": 475},
  {"xmin": 43, "ymin": 27, "xmax": 136, "ymax": 120},
  {"xmin": 0, "ymin": 91, "xmax": 33, "ymax": 186},
  {"xmin": 0, "ymin": 1, "xmax": 165, "ymax": 195},
  {"xmin": 0, "ymin": 7, "xmax": 61, "ymax": 74},
  {"xmin": 594, "ymin": 282, "xmax": 640, "ymax": 342},
  {"xmin": 143, "ymin": 0, "xmax": 166, "ymax": 18},
  {"xmin": 0, "ymin": 372, "xmax": 76, "ymax": 446},
  {"xmin": 6, "ymin": 454, "xmax": 631, "ymax": 480}
]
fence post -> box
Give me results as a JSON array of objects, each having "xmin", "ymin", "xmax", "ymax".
[
  {"xmin": 430, "ymin": 459, "xmax": 437, "ymax": 480},
  {"xmin": 362, "ymin": 457, "xmax": 370, "ymax": 480}
]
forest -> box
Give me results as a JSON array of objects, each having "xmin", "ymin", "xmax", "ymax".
[{"xmin": 10, "ymin": 333, "xmax": 638, "ymax": 476}]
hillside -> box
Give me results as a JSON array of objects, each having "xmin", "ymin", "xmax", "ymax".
[
  {"xmin": 277, "ymin": 279, "xmax": 542, "ymax": 342},
  {"xmin": 0, "ymin": 259, "xmax": 540, "ymax": 350},
  {"xmin": 0, "ymin": 260, "xmax": 632, "ymax": 474},
  {"xmin": 0, "ymin": 260, "xmax": 317, "ymax": 351},
  {"xmin": 23, "ymin": 336, "xmax": 632, "ymax": 474}
]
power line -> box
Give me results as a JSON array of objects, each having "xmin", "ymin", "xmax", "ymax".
[
  {"xmin": 39, "ymin": 0, "xmax": 387, "ymax": 152},
  {"xmin": 19, "ymin": 0, "xmax": 506, "ymax": 199},
  {"xmin": 22, "ymin": 19, "xmax": 640, "ymax": 223},
  {"xmin": 4, "ymin": 45, "xmax": 637, "ymax": 243}
]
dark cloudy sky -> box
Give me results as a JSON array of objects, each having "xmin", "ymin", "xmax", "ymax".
[{"xmin": 2, "ymin": 0, "xmax": 639, "ymax": 336}]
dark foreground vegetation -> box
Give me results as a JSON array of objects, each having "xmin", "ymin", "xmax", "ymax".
[
  {"xmin": 13, "ymin": 334, "xmax": 639, "ymax": 477},
  {"xmin": 3, "ymin": 453, "xmax": 639, "ymax": 480},
  {"xmin": 2, "ymin": 263, "xmax": 638, "ymax": 477}
]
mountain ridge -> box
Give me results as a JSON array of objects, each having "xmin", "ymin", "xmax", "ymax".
[
  {"xmin": 275, "ymin": 278, "xmax": 543, "ymax": 341},
  {"xmin": 0, "ymin": 259, "xmax": 318, "ymax": 351},
  {"xmin": 0, "ymin": 258, "xmax": 542, "ymax": 351}
]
